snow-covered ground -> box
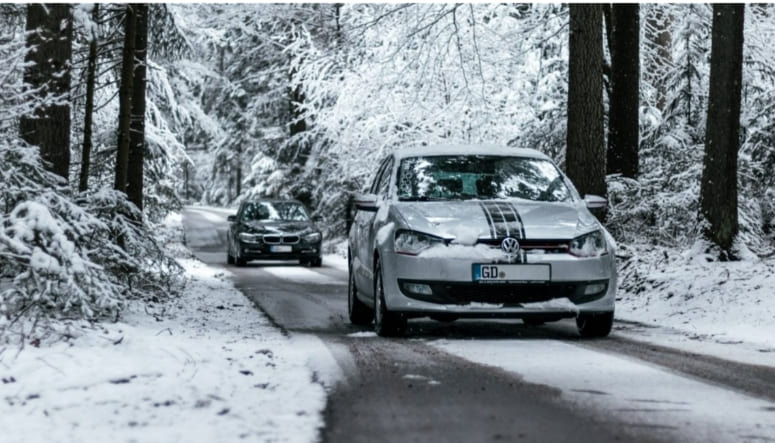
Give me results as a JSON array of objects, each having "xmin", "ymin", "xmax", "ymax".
[
  {"xmin": 1, "ymin": 207, "xmax": 772, "ymax": 443},
  {"xmin": 0, "ymin": 213, "xmax": 329, "ymax": 443},
  {"xmin": 613, "ymin": 243, "xmax": 775, "ymax": 366}
]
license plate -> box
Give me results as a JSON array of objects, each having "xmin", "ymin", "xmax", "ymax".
[
  {"xmin": 270, "ymin": 245, "xmax": 292, "ymax": 253},
  {"xmin": 472, "ymin": 264, "xmax": 550, "ymax": 282}
]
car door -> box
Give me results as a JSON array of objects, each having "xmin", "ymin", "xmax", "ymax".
[{"xmin": 352, "ymin": 156, "xmax": 393, "ymax": 298}]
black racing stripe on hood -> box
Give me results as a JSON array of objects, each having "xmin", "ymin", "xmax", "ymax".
[
  {"xmin": 482, "ymin": 201, "xmax": 523, "ymax": 239},
  {"xmin": 505, "ymin": 201, "xmax": 527, "ymax": 239},
  {"xmin": 478, "ymin": 201, "xmax": 497, "ymax": 239}
]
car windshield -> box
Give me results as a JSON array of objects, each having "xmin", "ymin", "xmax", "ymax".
[
  {"xmin": 242, "ymin": 202, "xmax": 309, "ymax": 222},
  {"xmin": 396, "ymin": 155, "xmax": 572, "ymax": 202}
]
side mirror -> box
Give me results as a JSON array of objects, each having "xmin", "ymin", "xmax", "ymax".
[
  {"xmin": 583, "ymin": 194, "xmax": 607, "ymax": 209},
  {"xmin": 353, "ymin": 193, "xmax": 379, "ymax": 212},
  {"xmin": 227, "ymin": 214, "xmax": 237, "ymax": 223}
]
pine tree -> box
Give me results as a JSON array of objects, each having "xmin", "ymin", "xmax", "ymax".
[
  {"xmin": 127, "ymin": 3, "xmax": 149, "ymax": 211},
  {"xmin": 700, "ymin": 4, "xmax": 745, "ymax": 257},
  {"xmin": 566, "ymin": 5, "xmax": 605, "ymax": 200},
  {"xmin": 607, "ymin": 4, "xmax": 640, "ymax": 178},
  {"xmin": 18, "ymin": 4, "xmax": 74, "ymax": 180}
]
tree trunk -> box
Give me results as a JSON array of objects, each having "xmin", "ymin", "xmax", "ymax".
[
  {"xmin": 566, "ymin": 5, "xmax": 606, "ymax": 202},
  {"xmin": 127, "ymin": 3, "xmax": 148, "ymax": 212},
  {"xmin": 607, "ymin": 4, "xmax": 640, "ymax": 178},
  {"xmin": 700, "ymin": 4, "xmax": 745, "ymax": 257},
  {"xmin": 114, "ymin": 4, "xmax": 137, "ymax": 194},
  {"xmin": 79, "ymin": 4, "xmax": 99, "ymax": 192},
  {"xmin": 19, "ymin": 4, "xmax": 73, "ymax": 181}
]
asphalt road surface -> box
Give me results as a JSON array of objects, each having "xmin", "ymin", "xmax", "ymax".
[{"xmin": 182, "ymin": 207, "xmax": 775, "ymax": 443}]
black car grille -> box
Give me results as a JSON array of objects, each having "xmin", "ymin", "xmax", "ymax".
[
  {"xmin": 263, "ymin": 235, "xmax": 300, "ymax": 244},
  {"xmin": 476, "ymin": 238, "xmax": 569, "ymax": 254},
  {"xmin": 398, "ymin": 279, "xmax": 607, "ymax": 306}
]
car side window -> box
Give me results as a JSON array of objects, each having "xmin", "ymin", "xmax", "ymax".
[
  {"xmin": 369, "ymin": 157, "xmax": 391, "ymax": 194},
  {"xmin": 376, "ymin": 158, "xmax": 394, "ymax": 198}
]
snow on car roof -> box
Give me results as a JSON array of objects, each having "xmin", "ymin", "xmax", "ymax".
[{"xmin": 392, "ymin": 144, "xmax": 552, "ymax": 162}]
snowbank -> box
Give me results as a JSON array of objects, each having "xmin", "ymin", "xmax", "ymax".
[{"xmin": 0, "ymin": 214, "xmax": 326, "ymax": 443}]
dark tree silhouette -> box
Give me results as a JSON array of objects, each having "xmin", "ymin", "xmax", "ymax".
[
  {"xmin": 607, "ymin": 4, "xmax": 640, "ymax": 178},
  {"xmin": 19, "ymin": 4, "xmax": 73, "ymax": 180},
  {"xmin": 566, "ymin": 5, "xmax": 605, "ymax": 201},
  {"xmin": 127, "ymin": 3, "xmax": 149, "ymax": 211},
  {"xmin": 700, "ymin": 4, "xmax": 745, "ymax": 257},
  {"xmin": 114, "ymin": 4, "xmax": 137, "ymax": 194},
  {"xmin": 79, "ymin": 4, "xmax": 99, "ymax": 192}
]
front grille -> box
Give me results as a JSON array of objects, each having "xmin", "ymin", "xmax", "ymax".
[
  {"xmin": 263, "ymin": 235, "xmax": 300, "ymax": 244},
  {"xmin": 476, "ymin": 238, "xmax": 569, "ymax": 254},
  {"xmin": 398, "ymin": 279, "xmax": 607, "ymax": 306}
]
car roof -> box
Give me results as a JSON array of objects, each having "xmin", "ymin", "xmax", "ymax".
[
  {"xmin": 392, "ymin": 144, "xmax": 552, "ymax": 162},
  {"xmin": 241, "ymin": 199, "xmax": 305, "ymax": 206}
]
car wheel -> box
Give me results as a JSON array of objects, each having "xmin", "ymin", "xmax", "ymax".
[
  {"xmin": 576, "ymin": 312, "xmax": 614, "ymax": 338},
  {"xmin": 299, "ymin": 258, "xmax": 309, "ymax": 266},
  {"xmin": 227, "ymin": 237, "xmax": 235, "ymax": 265},
  {"xmin": 235, "ymin": 246, "xmax": 246, "ymax": 267},
  {"xmin": 373, "ymin": 257, "xmax": 406, "ymax": 337},
  {"xmin": 311, "ymin": 257, "xmax": 322, "ymax": 267},
  {"xmin": 348, "ymin": 261, "xmax": 373, "ymax": 326}
]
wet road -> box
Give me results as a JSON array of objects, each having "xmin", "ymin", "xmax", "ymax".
[{"xmin": 182, "ymin": 206, "xmax": 775, "ymax": 443}]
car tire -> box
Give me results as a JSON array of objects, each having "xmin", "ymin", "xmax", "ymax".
[
  {"xmin": 576, "ymin": 312, "xmax": 614, "ymax": 338},
  {"xmin": 227, "ymin": 238, "xmax": 235, "ymax": 265},
  {"xmin": 373, "ymin": 257, "xmax": 406, "ymax": 337},
  {"xmin": 235, "ymin": 246, "xmax": 246, "ymax": 267},
  {"xmin": 348, "ymin": 260, "xmax": 373, "ymax": 326},
  {"xmin": 311, "ymin": 257, "xmax": 322, "ymax": 267}
]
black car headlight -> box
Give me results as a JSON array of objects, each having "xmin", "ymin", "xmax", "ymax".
[
  {"xmin": 569, "ymin": 230, "xmax": 608, "ymax": 257},
  {"xmin": 239, "ymin": 233, "xmax": 261, "ymax": 243},
  {"xmin": 394, "ymin": 230, "xmax": 445, "ymax": 256},
  {"xmin": 303, "ymin": 232, "xmax": 322, "ymax": 243}
]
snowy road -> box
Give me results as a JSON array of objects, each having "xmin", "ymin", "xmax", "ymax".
[{"xmin": 182, "ymin": 206, "xmax": 775, "ymax": 443}]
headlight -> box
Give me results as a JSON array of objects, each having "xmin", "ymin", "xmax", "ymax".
[
  {"xmin": 239, "ymin": 233, "xmax": 261, "ymax": 243},
  {"xmin": 394, "ymin": 230, "xmax": 444, "ymax": 256},
  {"xmin": 569, "ymin": 230, "xmax": 608, "ymax": 257},
  {"xmin": 303, "ymin": 232, "xmax": 322, "ymax": 243}
]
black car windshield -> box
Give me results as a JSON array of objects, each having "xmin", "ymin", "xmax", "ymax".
[
  {"xmin": 241, "ymin": 201, "xmax": 310, "ymax": 222},
  {"xmin": 396, "ymin": 155, "xmax": 572, "ymax": 202}
]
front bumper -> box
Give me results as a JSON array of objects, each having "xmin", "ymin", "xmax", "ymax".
[
  {"xmin": 239, "ymin": 240, "xmax": 321, "ymax": 260},
  {"xmin": 380, "ymin": 248, "xmax": 616, "ymax": 317}
]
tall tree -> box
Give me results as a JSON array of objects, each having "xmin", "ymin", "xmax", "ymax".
[
  {"xmin": 607, "ymin": 4, "xmax": 640, "ymax": 178},
  {"xmin": 644, "ymin": 5, "xmax": 672, "ymax": 112},
  {"xmin": 700, "ymin": 4, "xmax": 745, "ymax": 257},
  {"xmin": 18, "ymin": 4, "xmax": 73, "ymax": 180},
  {"xmin": 79, "ymin": 4, "xmax": 99, "ymax": 192},
  {"xmin": 114, "ymin": 4, "xmax": 137, "ymax": 194},
  {"xmin": 566, "ymin": 5, "xmax": 605, "ymax": 199},
  {"xmin": 127, "ymin": 3, "xmax": 149, "ymax": 211}
]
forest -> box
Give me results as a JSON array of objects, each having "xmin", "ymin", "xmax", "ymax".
[{"xmin": 0, "ymin": 3, "xmax": 773, "ymax": 340}]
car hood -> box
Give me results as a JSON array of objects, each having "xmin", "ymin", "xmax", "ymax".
[
  {"xmin": 393, "ymin": 199, "xmax": 598, "ymax": 244},
  {"xmin": 241, "ymin": 220, "xmax": 316, "ymax": 234}
]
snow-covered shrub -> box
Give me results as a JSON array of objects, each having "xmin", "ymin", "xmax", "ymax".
[{"xmin": 0, "ymin": 141, "xmax": 183, "ymax": 344}]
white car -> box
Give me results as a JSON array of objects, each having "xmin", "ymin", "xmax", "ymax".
[{"xmin": 347, "ymin": 144, "xmax": 616, "ymax": 337}]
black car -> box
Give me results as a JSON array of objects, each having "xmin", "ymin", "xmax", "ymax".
[{"xmin": 226, "ymin": 200, "xmax": 323, "ymax": 267}]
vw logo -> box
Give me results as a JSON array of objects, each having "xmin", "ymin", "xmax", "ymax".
[{"xmin": 501, "ymin": 237, "xmax": 520, "ymax": 255}]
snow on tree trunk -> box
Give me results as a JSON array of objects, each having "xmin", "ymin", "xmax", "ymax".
[
  {"xmin": 18, "ymin": 4, "xmax": 73, "ymax": 181},
  {"xmin": 127, "ymin": 3, "xmax": 148, "ymax": 212}
]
